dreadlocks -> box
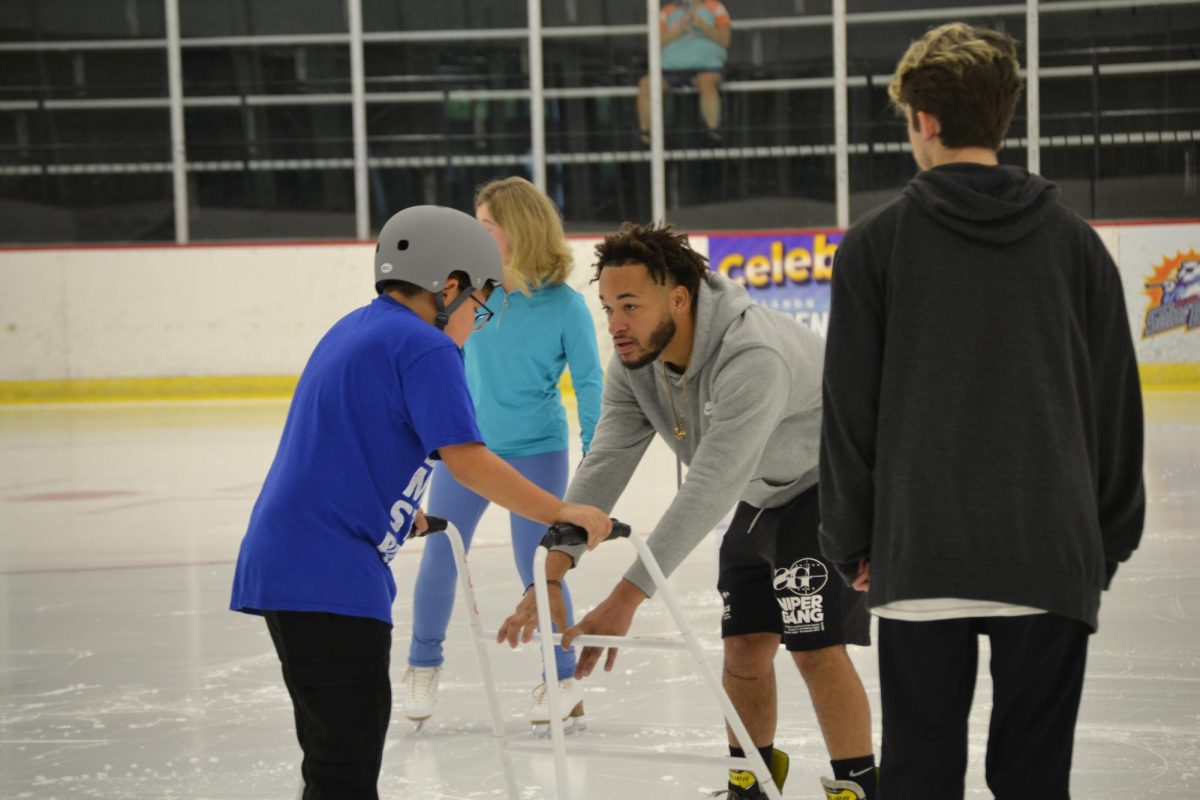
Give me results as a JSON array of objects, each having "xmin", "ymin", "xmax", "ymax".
[{"xmin": 593, "ymin": 222, "xmax": 711, "ymax": 307}]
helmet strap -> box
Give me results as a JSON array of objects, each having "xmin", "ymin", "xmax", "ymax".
[{"xmin": 433, "ymin": 286, "xmax": 474, "ymax": 331}]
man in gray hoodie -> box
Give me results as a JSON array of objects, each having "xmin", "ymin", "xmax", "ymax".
[
  {"xmin": 499, "ymin": 223, "xmax": 875, "ymax": 800},
  {"xmin": 819, "ymin": 22, "xmax": 1144, "ymax": 800}
]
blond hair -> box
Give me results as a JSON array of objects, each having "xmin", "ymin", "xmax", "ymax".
[
  {"xmin": 474, "ymin": 177, "xmax": 573, "ymax": 296},
  {"xmin": 888, "ymin": 22, "xmax": 1022, "ymax": 151}
]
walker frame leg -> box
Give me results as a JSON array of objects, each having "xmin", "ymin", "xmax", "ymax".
[
  {"xmin": 441, "ymin": 523, "xmax": 522, "ymax": 800},
  {"xmin": 432, "ymin": 517, "xmax": 782, "ymax": 800},
  {"xmin": 530, "ymin": 536, "xmax": 783, "ymax": 800}
]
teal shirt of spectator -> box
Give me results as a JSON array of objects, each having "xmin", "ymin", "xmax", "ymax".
[
  {"xmin": 464, "ymin": 282, "xmax": 603, "ymax": 458},
  {"xmin": 661, "ymin": 0, "xmax": 732, "ymax": 72}
]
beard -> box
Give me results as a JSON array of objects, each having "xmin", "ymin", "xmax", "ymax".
[{"xmin": 621, "ymin": 314, "xmax": 676, "ymax": 370}]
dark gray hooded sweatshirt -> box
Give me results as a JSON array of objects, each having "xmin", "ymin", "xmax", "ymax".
[{"xmin": 818, "ymin": 163, "xmax": 1145, "ymax": 631}]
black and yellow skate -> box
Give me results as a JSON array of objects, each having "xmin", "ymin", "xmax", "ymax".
[
  {"xmin": 712, "ymin": 748, "xmax": 789, "ymax": 799},
  {"xmin": 819, "ymin": 772, "xmax": 872, "ymax": 800}
]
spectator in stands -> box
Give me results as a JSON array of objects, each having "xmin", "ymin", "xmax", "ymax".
[{"xmin": 638, "ymin": 0, "xmax": 733, "ymax": 146}]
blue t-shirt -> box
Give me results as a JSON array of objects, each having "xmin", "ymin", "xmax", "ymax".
[
  {"xmin": 230, "ymin": 295, "xmax": 483, "ymax": 625},
  {"xmin": 465, "ymin": 283, "xmax": 603, "ymax": 458}
]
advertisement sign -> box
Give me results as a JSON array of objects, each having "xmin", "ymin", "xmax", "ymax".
[
  {"xmin": 1142, "ymin": 249, "xmax": 1200, "ymax": 338},
  {"xmin": 1116, "ymin": 226, "xmax": 1200, "ymax": 370},
  {"xmin": 707, "ymin": 231, "xmax": 842, "ymax": 337}
]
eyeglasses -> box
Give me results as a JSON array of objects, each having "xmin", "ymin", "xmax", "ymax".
[{"xmin": 469, "ymin": 294, "xmax": 494, "ymax": 331}]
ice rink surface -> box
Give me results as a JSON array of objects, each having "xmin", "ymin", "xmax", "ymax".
[{"xmin": 1, "ymin": 393, "xmax": 1197, "ymax": 799}]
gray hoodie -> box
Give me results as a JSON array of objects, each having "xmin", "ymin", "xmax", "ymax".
[{"xmin": 561, "ymin": 270, "xmax": 825, "ymax": 596}]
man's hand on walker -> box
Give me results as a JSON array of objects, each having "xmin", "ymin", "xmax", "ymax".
[
  {"xmin": 496, "ymin": 551, "xmax": 573, "ymax": 648},
  {"xmin": 563, "ymin": 579, "xmax": 647, "ymax": 678}
]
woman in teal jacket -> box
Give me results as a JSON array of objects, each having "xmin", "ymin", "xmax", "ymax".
[{"xmin": 401, "ymin": 177, "xmax": 603, "ymax": 732}]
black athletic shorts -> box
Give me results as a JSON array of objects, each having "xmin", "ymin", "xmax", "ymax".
[{"xmin": 717, "ymin": 484, "xmax": 870, "ymax": 651}]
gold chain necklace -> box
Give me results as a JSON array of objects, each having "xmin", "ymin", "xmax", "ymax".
[{"xmin": 660, "ymin": 365, "xmax": 688, "ymax": 440}]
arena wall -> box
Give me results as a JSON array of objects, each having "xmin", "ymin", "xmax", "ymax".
[{"xmin": 1, "ymin": 222, "xmax": 1196, "ymax": 402}]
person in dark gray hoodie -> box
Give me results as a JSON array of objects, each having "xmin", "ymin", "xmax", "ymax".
[
  {"xmin": 498, "ymin": 223, "xmax": 877, "ymax": 800},
  {"xmin": 819, "ymin": 22, "xmax": 1145, "ymax": 800}
]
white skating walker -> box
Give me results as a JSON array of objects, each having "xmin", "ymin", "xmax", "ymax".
[{"xmin": 420, "ymin": 516, "xmax": 783, "ymax": 800}]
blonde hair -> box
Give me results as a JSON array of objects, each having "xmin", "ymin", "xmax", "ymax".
[
  {"xmin": 474, "ymin": 177, "xmax": 573, "ymax": 296},
  {"xmin": 888, "ymin": 22, "xmax": 1022, "ymax": 151}
]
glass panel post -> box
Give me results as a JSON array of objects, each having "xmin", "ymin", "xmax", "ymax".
[
  {"xmin": 165, "ymin": 0, "xmax": 187, "ymax": 242},
  {"xmin": 349, "ymin": 0, "xmax": 368, "ymax": 240},
  {"xmin": 834, "ymin": 0, "xmax": 849, "ymax": 228},
  {"xmin": 646, "ymin": 0, "xmax": 665, "ymax": 223},
  {"xmin": 1027, "ymin": 0, "xmax": 1040, "ymax": 175},
  {"xmin": 528, "ymin": 0, "xmax": 546, "ymax": 192}
]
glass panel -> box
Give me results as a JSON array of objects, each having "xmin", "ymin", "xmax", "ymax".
[
  {"xmin": 186, "ymin": 105, "xmax": 353, "ymax": 162},
  {"xmin": 367, "ymin": 97, "xmax": 533, "ymax": 227},
  {"xmin": 1, "ymin": 173, "xmax": 174, "ymax": 242},
  {"xmin": 736, "ymin": 0, "xmax": 832, "ymax": 21},
  {"xmin": 185, "ymin": 104, "xmax": 355, "ymax": 240},
  {"xmin": 677, "ymin": 155, "xmax": 837, "ymax": 229},
  {"xmin": 44, "ymin": 107, "xmax": 170, "ymax": 163},
  {"xmin": 665, "ymin": 8, "xmax": 835, "ymax": 227},
  {"xmin": 369, "ymin": 165, "xmax": 533, "ymax": 225},
  {"xmin": 363, "ymin": 1, "xmax": 526, "ymax": 32},
  {"xmin": 179, "ymin": 0, "xmax": 346, "ymax": 39},
  {"xmin": 3, "ymin": 49, "xmax": 168, "ymax": 100},
  {"xmin": 182, "ymin": 45, "xmax": 350, "ymax": 96},
  {"xmin": 541, "ymin": 0, "xmax": 643, "ymax": 27},
  {"xmin": 364, "ymin": 39, "xmax": 532, "ymax": 231},
  {"xmin": 847, "ymin": 0, "xmax": 1000, "ymax": 12},
  {"xmin": 365, "ymin": 41, "xmax": 528, "ymax": 93},
  {"xmin": 539, "ymin": 0, "xmax": 830, "ymax": 29},
  {"xmin": 1039, "ymin": 3, "xmax": 1200, "ymax": 220},
  {"xmin": 539, "ymin": 10, "xmax": 650, "ymax": 231},
  {"xmin": 0, "ymin": 8, "xmax": 172, "ymax": 245},
  {"xmin": 546, "ymin": 94, "xmax": 640, "ymax": 155},
  {"xmin": 0, "ymin": 0, "xmax": 165, "ymax": 42},
  {"xmin": 544, "ymin": 32, "xmax": 643, "ymax": 99},
  {"xmin": 0, "ymin": 107, "xmax": 171, "ymax": 244},
  {"xmin": 551, "ymin": 162, "xmax": 653, "ymax": 233},
  {"xmin": 0, "ymin": 53, "xmax": 38, "ymax": 105},
  {"xmin": 189, "ymin": 168, "xmax": 354, "ymax": 240},
  {"xmin": 543, "ymin": 33, "xmax": 644, "ymax": 159}
]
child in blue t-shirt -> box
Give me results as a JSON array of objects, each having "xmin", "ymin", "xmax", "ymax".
[{"xmin": 230, "ymin": 205, "xmax": 611, "ymax": 800}]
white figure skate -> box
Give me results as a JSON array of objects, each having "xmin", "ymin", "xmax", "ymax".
[
  {"xmin": 528, "ymin": 678, "xmax": 586, "ymax": 738},
  {"xmin": 401, "ymin": 665, "xmax": 441, "ymax": 732}
]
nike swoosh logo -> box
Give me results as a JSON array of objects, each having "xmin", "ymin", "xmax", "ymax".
[{"xmin": 849, "ymin": 766, "xmax": 874, "ymax": 778}]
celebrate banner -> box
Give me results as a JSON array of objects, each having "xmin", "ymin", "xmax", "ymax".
[{"xmin": 707, "ymin": 231, "xmax": 843, "ymax": 337}]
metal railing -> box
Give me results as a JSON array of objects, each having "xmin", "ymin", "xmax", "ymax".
[{"xmin": 2, "ymin": 0, "xmax": 1197, "ymax": 241}]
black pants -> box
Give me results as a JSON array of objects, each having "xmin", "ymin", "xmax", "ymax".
[
  {"xmin": 264, "ymin": 611, "xmax": 393, "ymax": 800},
  {"xmin": 878, "ymin": 613, "xmax": 1090, "ymax": 800}
]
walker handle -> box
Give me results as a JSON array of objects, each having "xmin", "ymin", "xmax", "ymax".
[
  {"xmin": 540, "ymin": 519, "xmax": 631, "ymax": 549},
  {"xmin": 416, "ymin": 515, "xmax": 449, "ymax": 536}
]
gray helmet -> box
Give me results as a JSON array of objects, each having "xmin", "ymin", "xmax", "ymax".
[{"xmin": 374, "ymin": 205, "xmax": 503, "ymax": 328}]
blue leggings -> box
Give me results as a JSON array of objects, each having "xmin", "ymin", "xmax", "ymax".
[{"xmin": 407, "ymin": 449, "xmax": 577, "ymax": 680}]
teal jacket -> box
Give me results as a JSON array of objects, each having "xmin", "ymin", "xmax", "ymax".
[{"xmin": 464, "ymin": 283, "xmax": 603, "ymax": 459}]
